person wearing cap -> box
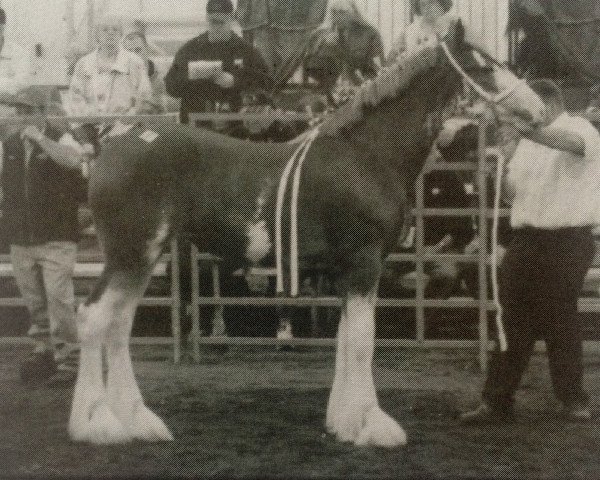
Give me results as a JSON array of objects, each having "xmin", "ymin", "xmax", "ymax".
[
  {"xmin": 0, "ymin": 86, "xmax": 88, "ymax": 384},
  {"xmin": 387, "ymin": 0, "xmax": 455, "ymax": 63},
  {"xmin": 165, "ymin": 0, "xmax": 271, "ymax": 124},
  {"xmin": 67, "ymin": 15, "xmax": 152, "ymax": 115},
  {"xmin": 0, "ymin": 8, "xmax": 31, "ymax": 113}
]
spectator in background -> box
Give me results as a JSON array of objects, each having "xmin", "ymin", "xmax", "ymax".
[
  {"xmin": 301, "ymin": 0, "xmax": 383, "ymax": 91},
  {"xmin": 387, "ymin": 0, "xmax": 455, "ymax": 63},
  {"xmin": 165, "ymin": 0, "xmax": 271, "ymax": 124},
  {"xmin": 0, "ymin": 8, "xmax": 31, "ymax": 116},
  {"xmin": 68, "ymin": 15, "xmax": 152, "ymax": 115},
  {"xmin": 123, "ymin": 30, "xmax": 166, "ymax": 113},
  {"xmin": 0, "ymin": 86, "xmax": 88, "ymax": 384}
]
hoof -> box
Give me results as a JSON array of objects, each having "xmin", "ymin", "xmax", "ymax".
[
  {"xmin": 355, "ymin": 407, "xmax": 407, "ymax": 448},
  {"xmin": 131, "ymin": 403, "xmax": 174, "ymax": 442},
  {"xmin": 335, "ymin": 402, "xmax": 369, "ymax": 443},
  {"xmin": 70, "ymin": 402, "xmax": 130, "ymax": 444},
  {"xmin": 325, "ymin": 382, "xmax": 343, "ymax": 435}
]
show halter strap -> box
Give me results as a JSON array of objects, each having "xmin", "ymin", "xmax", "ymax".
[
  {"xmin": 440, "ymin": 42, "xmax": 525, "ymax": 105},
  {"xmin": 275, "ymin": 127, "xmax": 320, "ymax": 296},
  {"xmin": 487, "ymin": 145, "xmax": 508, "ymax": 352}
]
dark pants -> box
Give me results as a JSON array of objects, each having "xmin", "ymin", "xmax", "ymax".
[{"xmin": 483, "ymin": 227, "xmax": 594, "ymax": 409}]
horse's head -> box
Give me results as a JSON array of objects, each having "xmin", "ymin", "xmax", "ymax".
[{"xmin": 441, "ymin": 20, "xmax": 546, "ymax": 127}]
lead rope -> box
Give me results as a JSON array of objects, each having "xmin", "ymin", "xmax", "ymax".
[
  {"xmin": 275, "ymin": 127, "xmax": 320, "ymax": 295},
  {"xmin": 488, "ymin": 146, "xmax": 508, "ymax": 352}
]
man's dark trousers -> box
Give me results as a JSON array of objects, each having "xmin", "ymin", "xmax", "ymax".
[{"xmin": 483, "ymin": 227, "xmax": 594, "ymax": 410}]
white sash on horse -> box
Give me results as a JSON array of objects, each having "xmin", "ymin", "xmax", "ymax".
[{"xmin": 275, "ymin": 127, "xmax": 320, "ymax": 297}]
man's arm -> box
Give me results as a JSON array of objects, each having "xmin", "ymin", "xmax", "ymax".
[
  {"xmin": 129, "ymin": 57, "xmax": 153, "ymax": 115},
  {"xmin": 521, "ymin": 126, "xmax": 585, "ymax": 157},
  {"xmin": 67, "ymin": 59, "xmax": 95, "ymax": 116},
  {"xmin": 21, "ymin": 126, "xmax": 85, "ymax": 171}
]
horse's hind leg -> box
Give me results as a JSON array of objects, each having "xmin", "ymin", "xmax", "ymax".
[
  {"xmin": 69, "ymin": 269, "xmax": 135, "ymax": 443},
  {"xmin": 103, "ymin": 221, "xmax": 173, "ymax": 442},
  {"xmin": 70, "ymin": 221, "xmax": 173, "ymax": 444},
  {"xmin": 103, "ymin": 267, "xmax": 173, "ymax": 442}
]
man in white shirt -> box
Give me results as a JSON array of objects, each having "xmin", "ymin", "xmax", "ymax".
[{"xmin": 461, "ymin": 79, "xmax": 600, "ymax": 424}]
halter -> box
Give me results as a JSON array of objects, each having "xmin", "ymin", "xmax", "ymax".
[{"xmin": 440, "ymin": 41, "xmax": 525, "ymax": 105}]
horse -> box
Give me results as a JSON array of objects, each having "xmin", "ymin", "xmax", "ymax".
[{"xmin": 68, "ymin": 20, "xmax": 546, "ymax": 448}]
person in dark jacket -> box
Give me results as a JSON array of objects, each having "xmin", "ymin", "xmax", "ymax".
[
  {"xmin": 0, "ymin": 86, "xmax": 88, "ymax": 383},
  {"xmin": 165, "ymin": 0, "xmax": 271, "ymax": 124}
]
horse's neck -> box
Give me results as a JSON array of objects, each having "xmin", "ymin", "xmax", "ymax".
[{"xmin": 345, "ymin": 70, "xmax": 457, "ymax": 181}]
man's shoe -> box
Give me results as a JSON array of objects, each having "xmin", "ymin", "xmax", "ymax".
[
  {"xmin": 19, "ymin": 350, "xmax": 57, "ymax": 383},
  {"xmin": 276, "ymin": 318, "xmax": 294, "ymax": 352},
  {"xmin": 459, "ymin": 402, "xmax": 513, "ymax": 424},
  {"xmin": 559, "ymin": 402, "xmax": 591, "ymax": 422}
]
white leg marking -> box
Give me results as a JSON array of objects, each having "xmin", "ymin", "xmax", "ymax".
[
  {"xmin": 146, "ymin": 219, "xmax": 170, "ymax": 264},
  {"xmin": 106, "ymin": 228, "xmax": 172, "ymax": 442},
  {"xmin": 326, "ymin": 308, "xmax": 347, "ymax": 434},
  {"xmin": 105, "ymin": 291, "xmax": 173, "ymax": 442},
  {"xmin": 69, "ymin": 294, "xmax": 129, "ymax": 444},
  {"xmin": 245, "ymin": 220, "xmax": 272, "ymax": 264},
  {"xmin": 332, "ymin": 292, "xmax": 407, "ymax": 447}
]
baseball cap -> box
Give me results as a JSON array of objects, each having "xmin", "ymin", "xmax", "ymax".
[{"xmin": 206, "ymin": 0, "xmax": 234, "ymax": 14}]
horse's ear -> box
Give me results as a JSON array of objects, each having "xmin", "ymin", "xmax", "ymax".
[
  {"xmin": 455, "ymin": 19, "xmax": 466, "ymax": 48},
  {"xmin": 444, "ymin": 18, "xmax": 466, "ymax": 50}
]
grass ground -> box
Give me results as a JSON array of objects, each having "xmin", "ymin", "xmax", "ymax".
[{"xmin": 1, "ymin": 344, "xmax": 600, "ymax": 479}]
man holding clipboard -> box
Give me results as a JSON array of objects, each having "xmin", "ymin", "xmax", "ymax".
[{"xmin": 165, "ymin": 0, "xmax": 271, "ymax": 124}]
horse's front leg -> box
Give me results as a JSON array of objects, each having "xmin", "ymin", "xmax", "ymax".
[
  {"xmin": 326, "ymin": 306, "xmax": 347, "ymax": 434},
  {"xmin": 333, "ymin": 288, "xmax": 407, "ymax": 447}
]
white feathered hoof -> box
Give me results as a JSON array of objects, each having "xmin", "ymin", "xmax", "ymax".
[
  {"xmin": 334, "ymin": 401, "xmax": 368, "ymax": 444},
  {"xmin": 70, "ymin": 402, "xmax": 131, "ymax": 444},
  {"xmin": 325, "ymin": 390, "xmax": 342, "ymax": 435},
  {"xmin": 131, "ymin": 403, "xmax": 174, "ymax": 442},
  {"xmin": 355, "ymin": 407, "xmax": 407, "ymax": 448}
]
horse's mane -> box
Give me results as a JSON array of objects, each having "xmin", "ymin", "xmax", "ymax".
[{"xmin": 319, "ymin": 44, "xmax": 441, "ymax": 136}]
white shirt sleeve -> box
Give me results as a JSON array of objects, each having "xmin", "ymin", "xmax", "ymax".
[
  {"xmin": 58, "ymin": 132, "xmax": 86, "ymax": 155},
  {"xmin": 557, "ymin": 115, "xmax": 600, "ymax": 163}
]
